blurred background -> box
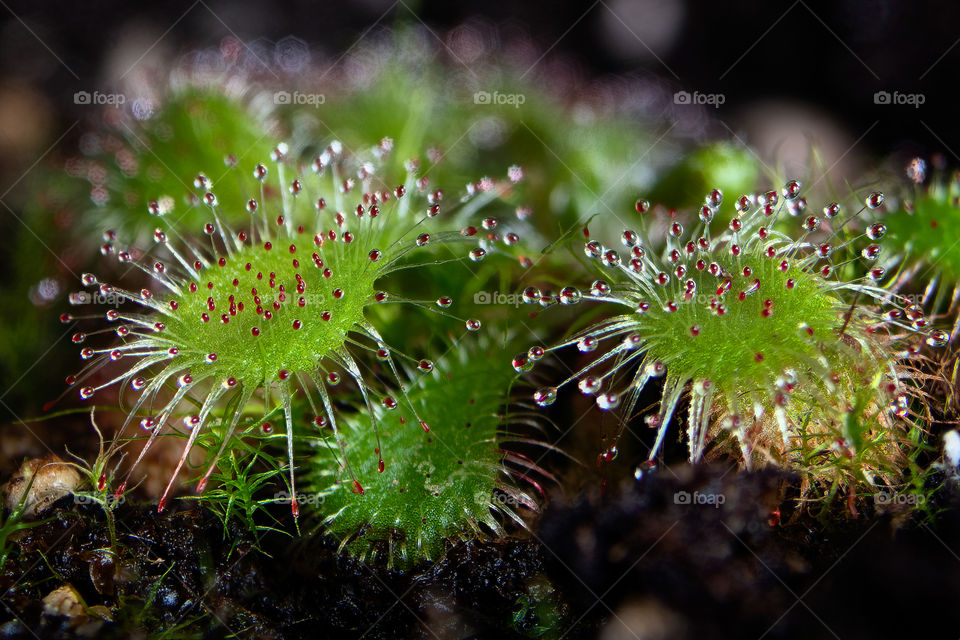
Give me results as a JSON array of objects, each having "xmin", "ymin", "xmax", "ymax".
[
  {"xmin": 0, "ymin": 0, "xmax": 958, "ymax": 466},
  {"xmin": 2, "ymin": 0, "xmax": 958, "ymax": 168}
]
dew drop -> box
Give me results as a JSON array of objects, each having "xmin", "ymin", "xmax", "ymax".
[
  {"xmin": 866, "ymin": 192, "xmax": 885, "ymax": 209},
  {"xmin": 512, "ymin": 353, "xmax": 532, "ymax": 373},
  {"xmin": 596, "ymin": 393, "xmax": 620, "ymax": 410},
  {"xmin": 905, "ymin": 304, "xmax": 924, "ymax": 321},
  {"xmin": 783, "ymin": 180, "xmax": 801, "ymax": 199},
  {"xmin": 705, "ymin": 188, "xmax": 723, "ymax": 208},
  {"xmin": 907, "ymin": 157, "xmax": 927, "ymax": 184},
  {"xmin": 861, "ymin": 244, "xmax": 881, "ymax": 261},
  {"xmin": 645, "ymin": 361, "xmax": 666, "ymax": 377},
  {"xmin": 577, "ymin": 336, "xmax": 598, "ymax": 353},
  {"xmin": 927, "ymin": 330, "xmax": 949, "ymax": 347},
  {"xmin": 590, "ymin": 280, "xmax": 610, "ymax": 296},
  {"xmin": 559, "ymin": 287, "xmax": 582, "ymax": 304},
  {"xmin": 468, "ymin": 248, "xmax": 487, "ymax": 262},
  {"xmin": 528, "ymin": 345, "xmax": 546, "ymax": 361},
  {"xmin": 465, "ymin": 318, "xmax": 481, "ymax": 331},
  {"xmin": 578, "ymin": 376, "xmax": 602, "ymax": 395},
  {"xmin": 635, "ymin": 459, "xmax": 657, "ymax": 480},
  {"xmin": 600, "ymin": 446, "xmax": 619, "ymax": 463},
  {"xmin": 533, "ymin": 387, "xmax": 558, "ymax": 407},
  {"xmin": 522, "ymin": 287, "xmax": 542, "ymax": 304},
  {"xmin": 602, "ymin": 250, "xmax": 621, "ymax": 267},
  {"xmin": 866, "ymin": 222, "xmax": 887, "ymax": 240}
]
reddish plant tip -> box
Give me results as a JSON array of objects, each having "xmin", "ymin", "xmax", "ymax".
[{"xmin": 352, "ymin": 480, "xmax": 365, "ymax": 495}]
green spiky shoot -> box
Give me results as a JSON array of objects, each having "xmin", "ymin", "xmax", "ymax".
[
  {"xmin": 879, "ymin": 157, "xmax": 960, "ymax": 339},
  {"xmin": 521, "ymin": 182, "xmax": 949, "ymax": 490},
  {"xmin": 307, "ymin": 338, "xmax": 548, "ymax": 568},
  {"xmin": 68, "ymin": 88, "xmax": 277, "ymax": 241},
  {"xmin": 58, "ymin": 138, "xmax": 526, "ymax": 517}
]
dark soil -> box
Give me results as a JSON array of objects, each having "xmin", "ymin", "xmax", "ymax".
[{"xmin": 2, "ymin": 464, "xmax": 960, "ymax": 639}]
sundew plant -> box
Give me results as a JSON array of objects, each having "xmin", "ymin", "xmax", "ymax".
[
  {"xmin": 60, "ymin": 136, "xmax": 526, "ymax": 517},
  {"xmin": 307, "ymin": 335, "xmax": 550, "ymax": 568},
  {"xmin": 521, "ymin": 183, "xmax": 949, "ymax": 494}
]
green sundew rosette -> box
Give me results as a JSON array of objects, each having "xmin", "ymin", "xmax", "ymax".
[
  {"xmin": 75, "ymin": 88, "xmax": 276, "ymax": 240},
  {"xmin": 307, "ymin": 344, "xmax": 530, "ymax": 568},
  {"xmin": 271, "ymin": 28, "xmax": 657, "ymax": 244},
  {"xmin": 884, "ymin": 166, "xmax": 960, "ymax": 288},
  {"xmin": 648, "ymin": 143, "xmax": 761, "ymax": 213}
]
